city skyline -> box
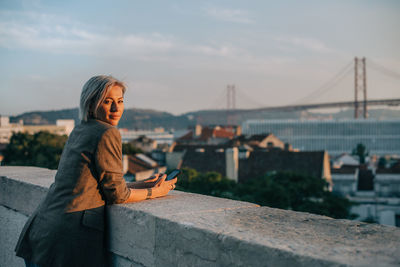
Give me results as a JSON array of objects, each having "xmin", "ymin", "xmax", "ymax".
[{"xmin": 1, "ymin": 0, "xmax": 399, "ymax": 116}]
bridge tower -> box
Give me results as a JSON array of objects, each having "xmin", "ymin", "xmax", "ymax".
[{"xmin": 354, "ymin": 57, "xmax": 367, "ymax": 118}]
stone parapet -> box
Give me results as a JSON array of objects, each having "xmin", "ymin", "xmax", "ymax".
[{"xmin": 1, "ymin": 166, "xmax": 400, "ymax": 267}]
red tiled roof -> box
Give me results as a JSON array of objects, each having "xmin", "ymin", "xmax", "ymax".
[
  {"xmin": 198, "ymin": 127, "xmax": 214, "ymax": 140},
  {"xmin": 212, "ymin": 128, "xmax": 235, "ymax": 139},
  {"xmin": 177, "ymin": 126, "xmax": 235, "ymax": 142}
]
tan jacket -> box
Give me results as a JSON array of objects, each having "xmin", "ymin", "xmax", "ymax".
[{"xmin": 15, "ymin": 119, "xmax": 131, "ymax": 267}]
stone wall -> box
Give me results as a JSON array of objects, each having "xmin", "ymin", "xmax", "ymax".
[{"xmin": 1, "ymin": 166, "xmax": 400, "ymax": 267}]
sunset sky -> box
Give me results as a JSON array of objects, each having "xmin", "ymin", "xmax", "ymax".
[{"xmin": 1, "ymin": 0, "xmax": 399, "ymax": 115}]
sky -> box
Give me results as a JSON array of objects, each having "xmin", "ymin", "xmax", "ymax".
[{"xmin": 0, "ymin": 0, "xmax": 399, "ymax": 116}]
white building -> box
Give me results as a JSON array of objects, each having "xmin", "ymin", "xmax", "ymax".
[
  {"xmin": 332, "ymin": 154, "xmax": 360, "ymax": 169},
  {"xmin": 332, "ymin": 167, "xmax": 400, "ymax": 227},
  {"xmin": 242, "ymin": 119, "xmax": 400, "ymax": 156},
  {"xmin": 0, "ymin": 116, "xmax": 23, "ymax": 143},
  {"xmin": 0, "ymin": 116, "xmax": 74, "ymax": 143},
  {"xmin": 119, "ymin": 128, "xmax": 174, "ymax": 144}
]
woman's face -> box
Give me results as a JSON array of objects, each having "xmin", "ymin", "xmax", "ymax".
[{"xmin": 95, "ymin": 85, "xmax": 124, "ymax": 126}]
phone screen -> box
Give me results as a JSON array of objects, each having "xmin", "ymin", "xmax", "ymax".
[{"xmin": 165, "ymin": 169, "xmax": 181, "ymax": 181}]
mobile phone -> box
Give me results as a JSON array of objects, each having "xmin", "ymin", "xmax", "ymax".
[{"xmin": 165, "ymin": 169, "xmax": 181, "ymax": 181}]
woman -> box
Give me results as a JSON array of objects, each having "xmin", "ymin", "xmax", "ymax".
[{"xmin": 15, "ymin": 75, "xmax": 177, "ymax": 267}]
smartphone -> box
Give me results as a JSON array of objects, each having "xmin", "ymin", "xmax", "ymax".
[{"xmin": 165, "ymin": 169, "xmax": 181, "ymax": 181}]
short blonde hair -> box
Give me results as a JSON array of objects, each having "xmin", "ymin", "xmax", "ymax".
[{"xmin": 79, "ymin": 75, "xmax": 126, "ymax": 122}]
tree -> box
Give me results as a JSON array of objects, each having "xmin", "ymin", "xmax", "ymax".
[
  {"xmin": 3, "ymin": 131, "xmax": 67, "ymax": 169},
  {"xmin": 352, "ymin": 143, "xmax": 368, "ymax": 164},
  {"xmin": 176, "ymin": 168, "xmax": 354, "ymax": 219},
  {"xmin": 234, "ymin": 172, "xmax": 322, "ymax": 208},
  {"xmin": 238, "ymin": 172, "xmax": 354, "ymax": 219},
  {"xmin": 176, "ymin": 168, "xmax": 236, "ymax": 198}
]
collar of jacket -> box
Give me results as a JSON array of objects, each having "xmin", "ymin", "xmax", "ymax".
[{"xmin": 83, "ymin": 119, "xmax": 116, "ymax": 127}]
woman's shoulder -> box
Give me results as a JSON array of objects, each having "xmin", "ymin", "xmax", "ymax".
[
  {"xmin": 78, "ymin": 119, "xmax": 117, "ymax": 133},
  {"xmin": 88, "ymin": 120, "xmax": 121, "ymax": 141},
  {"xmin": 69, "ymin": 120, "xmax": 120, "ymax": 144}
]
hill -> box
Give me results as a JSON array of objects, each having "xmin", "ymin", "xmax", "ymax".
[
  {"xmin": 10, "ymin": 108, "xmax": 191, "ymax": 130},
  {"xmin": 9, "ymin": 107, "xmax": 400, "ymax": 130}
]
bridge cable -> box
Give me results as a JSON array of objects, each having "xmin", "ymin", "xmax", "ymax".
[
  {"xmin": 208, "ymin": 88, "xmax": 229, "ymax": 110},
  {"xmin": 368, "ymin": 60, "xmax": 400, "ymax": 81},
  {"xmin": 234, "ymin": 88, "xmax": 266, "ymax": 109},
  {"xmin": 291, "ymin": 60, "xmax": 354, "ymax": 105}
]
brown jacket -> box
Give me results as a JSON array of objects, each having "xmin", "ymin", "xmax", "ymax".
[{"xmin": 15, "ymin": 119, "xmax": 131, "ymax": 267}]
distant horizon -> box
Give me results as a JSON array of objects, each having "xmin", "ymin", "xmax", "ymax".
[{"xmin": 4, "ymin": 105, "xmax": 400, "ymax": 119}]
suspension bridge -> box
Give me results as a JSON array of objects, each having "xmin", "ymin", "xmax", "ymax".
[
  {"xmin": 229, "ymin": 98, "xmax": 400, "ymax": 113},
  {"xmin": 212, "ymin": 58, "xmax": 400, "ymax": 119}
]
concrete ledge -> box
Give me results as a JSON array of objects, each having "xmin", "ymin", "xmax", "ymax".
[
  {"xmin": 1, "ymin": 166, "xmax": 400, "ymax": 267},
  {"xmin": 0, "ymin": 205, "xmax": 26, "ymax": 267}
]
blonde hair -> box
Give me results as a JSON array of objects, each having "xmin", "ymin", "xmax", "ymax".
[{"xmin": 79, "ymin": 75, "xmax": 126, "ymax": 122}]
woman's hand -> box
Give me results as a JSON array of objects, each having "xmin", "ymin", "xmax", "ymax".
[
  {"xmin": 123, "ymin": 173, "xmax": 177, "ymax": 203},
  {"xmin": 148, "ymin": 175, "xmax": 177, "ymax": 199},
  {"xmin": 127, "ymin": 173, "xmax": 164, "ymax": 189}
]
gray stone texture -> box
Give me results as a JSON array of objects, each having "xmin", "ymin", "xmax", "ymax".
[
  {"xmin": 0, "ymin": 166, "xmax": 53, "ymax": 215},
  {"xmin": 0, "ymin": 205, "xmax": 28, "ymax": 267},
  {"xmin": 1, "ymin": 166, "xmax": 400, "ymax": 267}
]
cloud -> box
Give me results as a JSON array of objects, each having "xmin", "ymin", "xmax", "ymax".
[
  {"xmin": 117, "ymin": 34, "xmax": 174, "ymax": 52},
  {"xmin": 190, "ymin": 44, "xmax": 243, "ymax": 57},
  {"xmin": 204, "ymin": 7, "xmax": 254, "ymax": 24},
  {"xmin": 0, "ymin": 22, "xmax": 90, "ymax": 52},
  {"xmin": 0, "ymin": 9, "xmax": 255, "ymax": 62},
  {"xmin": 274, "ymin": 36, "xmax": 333, "ymax": 53},
  {"xmin": 0, "ymin": 9, "xmax": 298, "ymax": 76},
  {"xmin": 0, "ymin": 10, "xmax": 176, "ymax": 59}
]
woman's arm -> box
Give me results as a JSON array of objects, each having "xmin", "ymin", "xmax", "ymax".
[
  {"xmin": 95, "ymin": 127, "xmax": 177, "ymax": 204},
  {"xmin": 95, "ymin": 127, "xmax": 130, "ymax": 204},
  {"xmin": 126, "ymin": 174, "xmax": 162, "ymax": 189},
  {"xmin": 123, "ymin": 188, "xmax": 149, "ymax": 202},
  {"xmin": 123, "ymin": 176, "xmax": 177, "ymax": 203}
]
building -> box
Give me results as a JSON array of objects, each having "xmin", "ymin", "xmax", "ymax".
[
  {"xmin": 167, "ymin": 132, "xmax": 298, "ymax": 178},
  {"xmin": 130, "ymin": 135, "xmax": 157, "ymax": 153},
  {"xmin": 238, "ymin": 150, "xmax": 331, "ymax": 184},
  {"xmin": 123, "ymin": 153, "xmax": 166, "ymax": 182},
  {"xmin": 119, "ymin": 128, "xmax": 174, "ymax": 145},
  {"xmin": 169, "ymin": 143, "xmax": 331, "ymax": 185},
  {"xmin": 242, "ymin": 119, "xmax": 400, "ymax": 156},
  {"xmin": 0, "ymin": 116, "xmax": 23, "ymax": 143},
  {"xmin": 331, "ymin": 160, "xmax": 400, "ymax": 227},
  {"xmin": 331, "ymin": 154, "xmax": 359, "ymax": 169},
  {"xmin": 177, "ymin": 125, "xmax": 240, "ymax": 145},
  {"xmin": 22, "ymin": 119, "xmax": 75, "ymax": 136},
  {"xmin": 0, "ymin": 116, "xmax": 74, "ymax": 144},
  {"xmin": 225, "ymin": 133, "xmax": 289, "ymax": 151}
]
